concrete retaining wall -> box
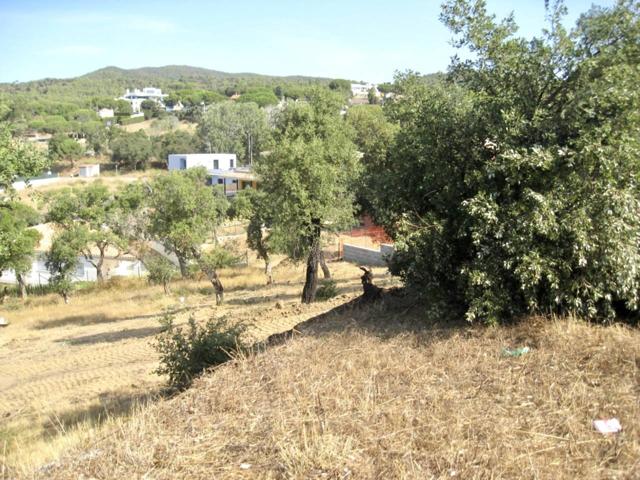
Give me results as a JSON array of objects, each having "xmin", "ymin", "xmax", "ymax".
[{"xmin": 343, "ymin": 243, "xmax": 394, "ymax": 267}]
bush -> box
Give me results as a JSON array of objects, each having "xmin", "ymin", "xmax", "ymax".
[
  {"xmin": 144, "ymin": 254, "xmax": 177, "ymax": 294},
  {"xmin": 154, "ymin": 314, "xmax": 247, "ymax": 389},
  {"xmin": 315, "ymin": 279, "xmax": 338, "ymax": 301}
]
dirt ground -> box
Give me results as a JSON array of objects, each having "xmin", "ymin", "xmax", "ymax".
[{"xmin": 0, "ymin": 260, "xmax": 395, "ymax": 472}]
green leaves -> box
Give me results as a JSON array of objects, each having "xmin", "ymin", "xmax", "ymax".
[
  {"xmin": 147, "ymin": 168, "xmax": 228, "ymax": 261},
  {"xmin": 370, "ymin": 1, "xmax": 640, "ymax": 323},
  {"xmin": 0, "ymin": 203, "xmax": 41, "ymax": 275},
  {"xmin": 0, "ymin": 123, "xmax": 49, "ymax": 191}
]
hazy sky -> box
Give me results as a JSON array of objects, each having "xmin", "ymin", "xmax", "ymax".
[{"xmin": 0, "ymin": 0, "xmax": 615, "ymax": 83}]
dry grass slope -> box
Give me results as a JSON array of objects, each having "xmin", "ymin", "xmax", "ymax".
[
  {"xmin": 0, "ymin": 261, "xmax": 394, "ymax": 475},
  {"xmin": 35, "ymin": 302, "xmax": 640, "ymax": 479}
]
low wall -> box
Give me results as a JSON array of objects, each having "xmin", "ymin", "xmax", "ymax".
[
  {"xmin": 11, "ymin": 176, "xmax": 61, "ymax": 191},
  {"xmin": 342, "ymin": 243, "xmax": 394, "ymax": 267}
]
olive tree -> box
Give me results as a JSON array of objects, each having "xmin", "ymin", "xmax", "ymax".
[
  {"xmin": 147, "ymin": 168, "xmax": 229, "ymax": 304},
  {"xmin": 257, "ymin": 89, "xmax": 359, "ymax": 303}
]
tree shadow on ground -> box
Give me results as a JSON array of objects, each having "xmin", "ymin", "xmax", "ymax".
[
  {"xmin": 259, "ymin": 288, "xmax": 471, "ymax": 349},
  {"xmin": 56, "ymin": 325, "xmax": 165, "ymax": 346},
  {"xmin": 225, "ymin": 292, "xmax": 301, "ymax": 306},
  {"xmin": 41, "ymin": 389, "xmax": 164, "ymax": 439},
  {"xmin": 35, "ymin": 304, "xmax": 215, "ymax": 330}
]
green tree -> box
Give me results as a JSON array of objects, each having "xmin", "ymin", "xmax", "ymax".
[
  {"xmin": 257, "ymin": 89, "xmax": 359, "ymax": 303},
  {"xmin": 0, "ymin": 202, "xmax": 41, "ymax": 298},
  {"xmin": 329, "ymin": 79, "xmax": 351, "ymax": 93},
  {"xmin": 46, "ymin": 182, "xmax": 124, "ymax": 282},
  {"xmin": 346, "ymin": 105, "xmax": 398, "ymax": 213},
  {"xmin": 0, "ymin": 123, "xmax": 49, "ymax": 191},
  {"xmin": 153, "ymin": 130, "xmax": 200, "ymax": 164},
  {"xmin": 46, "ymin": 227, "xmax": 85, "ymax": 304},
  {"xmin": 238, "ymin": 88, "xmax": 279, "ymax": 108},
  {"xmin": 376, "ymin": 82, "xmax": 394, "ymax": 94},
  {"xmin": 114, "ymin": 100, "xmax": 133, "ymax": 117},
  {"xmin": 48, "ymin": 133, "xmax": 84, "ymax": 166},
  {"xmin": 370, "ymin": 0, "xmax": 640, "ymax": 323},
  {"xmin": 198, "ymin": 102, "xmax": 271, "ymax": 164},
  {"xmin": 144, "ymin": 253, "xmax": 177, "ymax": 294},
  {"xmin": 141, "ymin": 99, "xmax": 162, "ymax": 120},
  {"xmin": 110, "ymin": 130, "xmax": 152, "ymax": 171},
  {"xmin": 233, "ymin": 188, "xmax": 276, "ymax": 284},
  {"xmin": 147, "ymin": 168, "xmax": 229, "ymax": 303},
  {"xmin": 367, "ymin": 88, "xmax": 380, "ymax": 105}
]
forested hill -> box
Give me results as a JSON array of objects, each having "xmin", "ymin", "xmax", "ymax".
[{"xmin": 0, "ymin": 65, "xmax": 335, "ymax": 100}]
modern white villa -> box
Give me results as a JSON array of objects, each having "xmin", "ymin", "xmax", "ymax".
[
  {"xmin": 167, "ymin": 153, "xmax": 259, "ymax": 196},
  {"xmin": 119, "ymin": 87, "xmax": 167, "ymax": 113}
]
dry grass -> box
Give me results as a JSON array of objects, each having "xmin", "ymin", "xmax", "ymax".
[
  {"xmin": 0, "ymin": 260, "xmax": 393, "ymax": 475},
  {"xmin": 120, "ymin": 119, "xmax": 196, "ymax": 135},
  {"xmin": 27, "ymin": 300, "xmax": 640, "ymax": 479}
]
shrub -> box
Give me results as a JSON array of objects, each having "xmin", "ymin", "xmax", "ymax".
[
  {"xmin": 154, "ymin": 314, "xmax": 247, "ymax": 389},
  {"xmin": 144, "ymin": 254, "xmax": 177, "ymax": 294},
  {"xmin": 315, "ymin": 279, "xmax": 338, "ymax": 301}
]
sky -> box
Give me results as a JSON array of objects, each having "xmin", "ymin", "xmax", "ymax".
[{"xmin": 0, "ymin": 0, "xmax": 616, "ymax": 84}]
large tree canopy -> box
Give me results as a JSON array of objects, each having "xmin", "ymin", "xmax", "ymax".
[
  {"xmin": 46, "ymin": 182, "xmax": 124, "ymax": 282},
  {"xmin": 147, "ymin": 168, "xmax": 229, "ymax": 303},
  {"xmin": 367, "ymin": 0, "xmax": 640, "ymax": 323},
  {"xmin": 0, "ymin": 202, "xmax": 41, "ymax": 297},
  {"xmin": 198, "ymin": 102, "xmax": 271, "ymax": 164},
  {"xmin": 257, "ymin": 89, "xmax": 359, "ymax": 302}
]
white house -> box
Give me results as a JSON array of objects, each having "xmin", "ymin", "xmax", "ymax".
[
  {"xmin": 119, "ymin": 87, "xmax": 167, "ymax": 114},
  {"xmin": 79, "ymin": 164, "xmax": 100, "ymax": 178},
  {"xmin": 351, "ymin": 83, "xmax": 378, "ymax": 97},
  {"xmin": 167, "ymin": 153, "xmax": 258, "ymax": 196},
  {"xmin": 168, "ymin": 153, "xmax": 237, "ymax": 172},
  {"xmin": 97, "ymin": 108, "xmax": 114, "ymax": 119}
]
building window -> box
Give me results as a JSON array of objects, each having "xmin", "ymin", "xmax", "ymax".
[
  {"xmin": 214, "ymin": 159, "xmax": 219, "ymax": 169},
  {"xmin": 179, "ymin": 157, "xmax": 186, "ymax": 169},
  {"xmin": 217, "ymin": 179, "xmax": 224, "ymax": 184},
  {"xmin": 230, "ymin": 159, "xmax": 234, "ymax": 168}
]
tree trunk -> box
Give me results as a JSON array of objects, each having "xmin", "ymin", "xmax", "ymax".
[
  {"xmin": 62, "ymin": 291, "xmax": 70, "ymax": 304},
  {"xmin": 301, "ymin": 221, "xmax": 321, "ymax": 304},
  {"xmin": 16, "ymin": 273, "xmax": 27, "ymax": 299},
  {"xmin": 177, "ymin": 252, "xmax": 189, "ymax": 278},
  {"xmin": 319, "ymin": 251, "xmax": 331, "ymax": 279},
  {"xmin": 192, "ymin": 250, "xmax": 224, "ymax": 305},
  {"xmin": 162, "ymin": 280, "xmax": 171, "ymax": 295},
  {"xmin": 265, "ymin": 258, "xmax": 273, "ymax": 285},
  {"xmin": 96, "ymin": 248, "xmax": 105, "ymax": 283},
  {"xmin": 359, "ymin": 267, "xmax": 383, "ymax": 303}
]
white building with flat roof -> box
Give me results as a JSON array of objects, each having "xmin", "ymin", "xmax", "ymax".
[
  {"xmin": 168, "ymin": 153, "xmax": 237, "ymax": 172},
  {"xmin": 119, "ymin": 87, "xmax": 167, "ymax": 113},
  {"xmin": 167, "ymin": 153, "xmax": 258, "ymax": 196}
]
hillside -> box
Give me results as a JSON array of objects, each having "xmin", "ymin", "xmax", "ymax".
[
  {"xmin": 0, "ymin": 65, "xmax": 335, "ymax": 100},
  {"xmin": 25, "ymin": 300, "xmax": 640, "ymax": 479}
]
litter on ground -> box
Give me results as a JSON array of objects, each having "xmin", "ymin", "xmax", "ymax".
[
  {"xmin": 593, "ymin": 418, "xmax": 622, "ymax": 434},
  {"xmin": 502, "ymin": 346, "xmax": 530, "ymax": 357}
]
